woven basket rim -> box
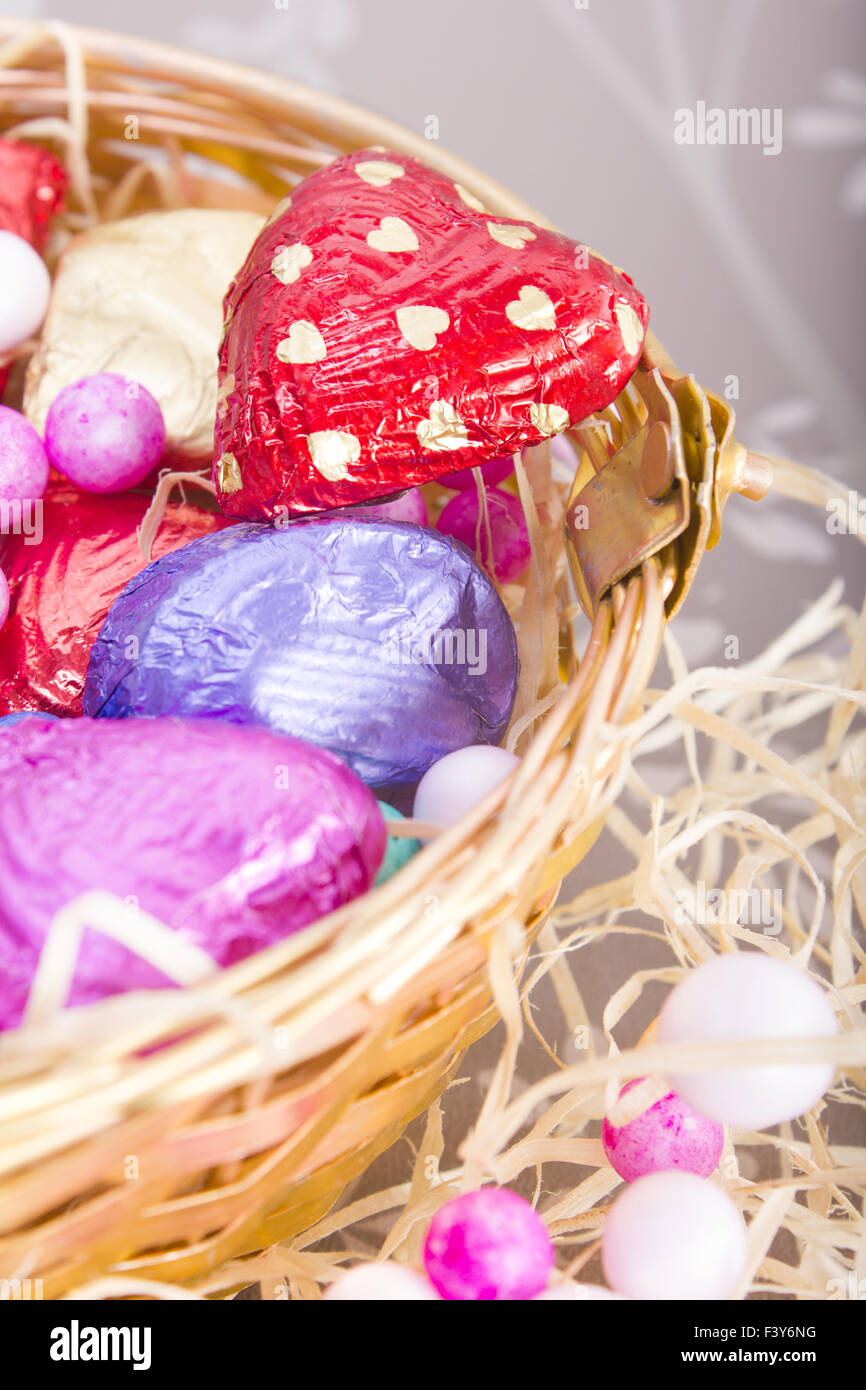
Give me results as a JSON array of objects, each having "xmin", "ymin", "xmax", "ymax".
[{"xmin": 0, "ymin": 17, "xmax": 556, "ymax": 226}]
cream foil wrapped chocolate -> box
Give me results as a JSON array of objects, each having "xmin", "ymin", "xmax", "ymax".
[{"xmin": 25, "ymin": 208, "xmax": 263, "ymax": 460}]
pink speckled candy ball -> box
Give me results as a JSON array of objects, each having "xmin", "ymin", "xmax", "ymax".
[
  {"xmin": 0, "ymin": 405, "xmax": 49, "ymax": 504},
  {"xmin": 0, "ymin": 569, "xmax": 9, "ymax": 630},
  {"xmin": 436, "ymin": 486, "xmax": 530, "ymax": 583},
  {"xmin": 439, "ymin": 456, "xmax": 515, "ymax": 490},
  {"xmin": 602, "ymin": 1170, "xmax": 748, "ymax": 1301},
  {"xmin": 423, "ymin": 1188, "xmax": 554, "ymax": 1300},
  {"xmin": 343, "ymin": 488, "xmax": 428, "ymax": 525},
  {"xmin": 602, "ymin": 1079, "xmax": 724, "ymax": 1183},
  {"xmin": 324, "ymin": 1263, "xmax": 439, "ymax": 1300},
  {"xmin": 44, "ymin": 372, "xmax": 166, "ymax": 494}
]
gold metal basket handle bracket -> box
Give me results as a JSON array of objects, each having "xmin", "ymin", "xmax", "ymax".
[{"xmin": 565, "ymin": 366, "xmax": 773, "ymax": 619}]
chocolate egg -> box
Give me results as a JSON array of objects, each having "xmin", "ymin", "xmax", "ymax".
[
  {"xmin": 83, "ymin": 518, "xmax": 519, "ymax": 790},
  {"xmin": 0, "ymin": 716, "xmax": 385, "ymax": 1029},
  {"xmin": 214, "ymin": 148, "xmax": 648, "ymax": 519},
  {"xmin": 0, "ymin": 482, "xmax": 229, "ymax": 717}
]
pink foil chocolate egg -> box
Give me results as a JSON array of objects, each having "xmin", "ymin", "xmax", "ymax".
[
  {"xmin": 341, "ymin": 488, "xmax": 428, "ymax": 525},
  {"xmin": 438, "ymin": 456, "xmax": 515, "ymax": 491},
  {"xmin": 601, "ymin": 1170, "xmax": 748, "ymax": 1301},
  {"xmin": 602, "ymin": 1079, "xmax": 724, "ymax": 1182},
  {"xmin": 45, "ymin": 372, "xmax": 166, "ymax": 493},
  {"xmin": 423, "ymin": 1188, "xmax": 554, "ymax": 1300},
  {"xmin": 324, "ymin": 1264, "xmax": 439, "ymax": 1300},
  {"xmin": 0, "ymin": 716, "xmax": 385, "ymax": 1029},
  {"xmin": 0, "ymin": 405, "xmax": 49, "ymax": 503},
  {"xmin": 657, "ymin": 952, "xmax": 838, "ymax": 1130},
  {"xmin": 549, "ymin": 432, "xmax": 578, "ymax": 474},
  {"xmin": 436, "ymin": 485, "xmax": 530, "ymax": 583}
]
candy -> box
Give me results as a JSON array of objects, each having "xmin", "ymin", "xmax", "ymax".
[
  {"xmin": 374, "ymin": 802, "xmax": 421, "ymax": 885},
  {"xmin": 413, "ymin": 745, "xmax": 520, "ymax": 828},
  {"xmin": 0, "ymin": 483, "xmax": 228, "ymax": 717},
  {"xmin": 323, "ymin": 1265, "xmax": 439, "ymax": 1301},
  {"xmin": 657, "ymin": 953, "xmax": 838, "ymax": 1129},
  {"xmin": 535, "ymin": 1281, "xmax": 625, "ymax": 1301},
  {"xmin": 601, "ymin": 1170, "xmax": 748, "ymax": 1301},
  {"xmin": 84, "ymin": 519, "xmax": 519, "ymax": 791},
  {"xmin": 24, "ymin": 209, "xmax": 263, "ymax": 460},
  {"xmin": 343, "ymin": 489, "xmax": 428, "ymax": 525},
  {"xmin": 0, "ymin": 717, "xmax": 385, "ymax": 1029},
  {"xmin": 0, "ymin": 405, "xmax": 49, "ymax": 503},
  {"xmin": 214, "ymin": 147, "xmax": 648, "ymax": 518},
  {"xmin": 45, "ymin": 373, "xmax": 166, "ymax": 493},
  {"xmin": 602, "ymin": 1079, "xmax": 724, "ymax": 1183},
  {"xmin": 439, "ymin": 457, "xmax": 515, "ymax": 490},
  {"xmin": 436, "ymin": 486, "xmax": 530, "ymax": 583},
  {"xmin": 0, "ymin": 569, "xmax": 7, "ymax": 630},
  {"xmin": 0, "ymin": 230, "xmax": 52, "ymax": 356},
  {"xmin": 423, "ymin": 1188, "xmax": 554, "ymax": 1301}
]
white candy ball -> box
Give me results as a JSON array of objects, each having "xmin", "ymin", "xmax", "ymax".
[
  {"xmin": 602, "ymin": 1170, "xmax": 747, "ymax": 1301},
  {"xmin": 658, "ymin": 953, "xmax": 837, "ymax": 1129},
  {"xmin": 413, "ymin": 745, "xmax": 520, "ymax": 829},
  {"xmin": 535, "ymin": 1280, "xmax": 625, "ymax": 1300},
  {"xmin": 0, "ymin": 231, "xmax": 52, "ymax": 355},
  {"xmin": 323, "ymin": 1263, "xmax": 439, "ymax": 1300}
]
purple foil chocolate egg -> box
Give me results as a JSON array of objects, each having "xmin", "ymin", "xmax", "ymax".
[
  {"xmin": 0, "ymin": 716, "xmax": 385, "ymax": 1029},
  {"xmin": 83, "ymin": 518, "xmax": 519, "ymax": 791}
]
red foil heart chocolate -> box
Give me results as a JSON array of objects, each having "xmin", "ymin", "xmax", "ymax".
[
  {"xmin": 0, "ymin": 483, "xmax": 229, "ymax": 717},
  {"xmin": 214, "ymin": 148, "xmax": 649, "ymax": 519}
]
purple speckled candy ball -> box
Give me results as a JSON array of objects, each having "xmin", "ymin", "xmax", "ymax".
[
  {"xmin": 423, "ymin": 1188, "xmax": 554, "ymax": 1300},
  {"xmin": 602, "ymin": 1078, "xmax": 724, "ymax": 1183},
  {"xmin": 0, "ymin": 405, "xmax": 49, "ymax": 504},
  {"xmin": 439, "ymin": 456, "xmax": 515, "ymax": 490},
  {"xmin": 436, "ymin": 486, "xmax": 530, "ymax": 584},
  {"xmin": 45, "ymin": 372, "xmax": 166, "ymax": 493}
]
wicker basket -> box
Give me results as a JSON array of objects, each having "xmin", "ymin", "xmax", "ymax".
[{"xmin": 0, "ymin": 19, "xmax": 772, "ymax": 1297}]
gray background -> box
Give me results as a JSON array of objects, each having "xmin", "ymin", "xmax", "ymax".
[{"xmin": 3, "ymin": 0, "xmax": 864, "ymax": 1249}]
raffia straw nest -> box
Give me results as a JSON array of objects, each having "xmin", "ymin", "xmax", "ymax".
[{"xmin": 0, "ymin": 20, "xmax": 863, "ymax": 1300}]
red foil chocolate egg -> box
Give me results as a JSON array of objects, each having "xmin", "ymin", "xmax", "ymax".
[
  {"xmin": 0, "ymin": 138, "xmax": 67, "ymax": 251},
  {"xmin": 0, "ymin": 138, "xmax": 67, "ymax": 401},
  {"xmin": 0, "ymin": 483, "xmax": 228, "ymax": 716},
  {"xmin": 214, "ymin": 148, "xmax": 648, "ymax": 519}
]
